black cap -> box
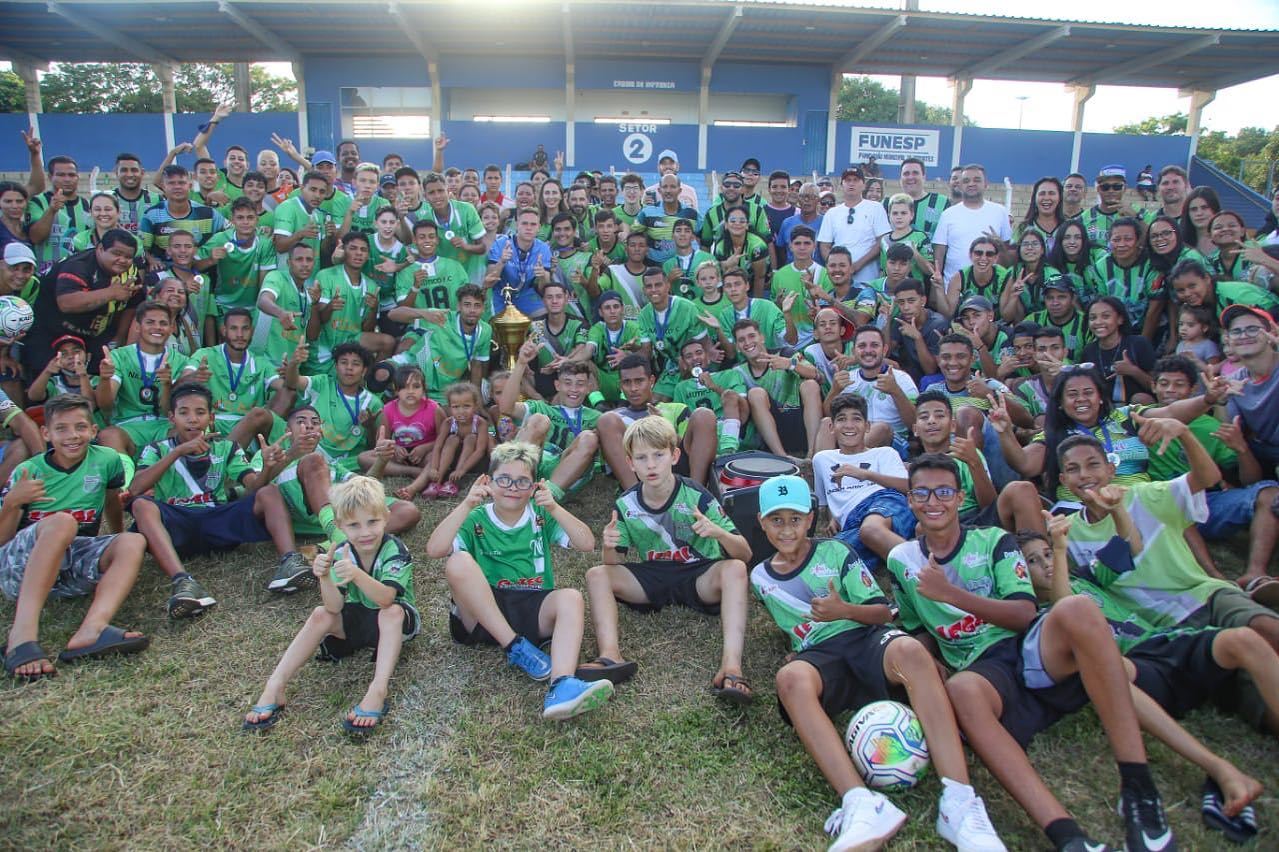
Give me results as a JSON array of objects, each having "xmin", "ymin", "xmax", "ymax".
[
  {"xmin": 741, "ymin": 157, "xmax": 761, "ymax": 171},
  {"xmin": 841, "ymin": 166, "xmax": 864, "ymax": 180}
]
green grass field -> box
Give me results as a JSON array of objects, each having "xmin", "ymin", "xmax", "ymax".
[{"xmin": 2, "ymin": 475, "xmax": 1276, "ymax": 850}]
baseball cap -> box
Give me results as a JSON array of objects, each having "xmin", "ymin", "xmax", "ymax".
[
  {"xmin": 658, "ymin": 149, "xmax": 678, "ymax": 164},
  {"xmin": 379, "ymin": 173, "xmax": 396, "ymax": 187},
  {"xmin": 958, "ymin": 295, "xmax": 994, "ymax": 314},
  {"xmin": 1220, "ymin": 303, "xmax": 1276, "ymax": 330},
  {"xmin": 597, "ymin": 290, "xmax": 623, "ymax": 306},
  {"xmin": 758, "ymin": 475, "xmax": 811, "ymax": 518},
  {"xmin": 51, "ymin": 334, "xmax": 86, "ymax": 351},
  {"xmin": 1097, "ymin": 164, "xmax": 1126, "ymax": 181},
  {"xmin": 3, "ymin": 243, "xmax": 36, "ymax": 267},
  {"xmin": 841, "ymin": 166, "xmax": 865, "ymax": 181},
  {"xmin": 721, "ymin": 170, "xmax": 743, "ymax": 183},
  {"xmin": 312, "ymin": 150, "xmax": 337, "ymax": 166},
  {"xmin": 741, "ymin": 157, "xmax": 761, "ymax": 171},
  {"xmin": 1044, "ymin": 277, "xmax": 1076, "ymax": 294}
]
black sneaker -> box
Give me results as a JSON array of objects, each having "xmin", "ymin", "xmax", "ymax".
[
  {"xmin": 1119, "ymin": 788, "xmax": 1176, "ymax": 852},
  {"xmin": 267, "ymin": 552, "xmax": 314, "ymax": 594},
  {"xmin": 1059, "ymin": 838, "xmax": 1114, "ymax": 852},
  {"xmin": 168, "ymin": 575, "xmax": 216, "ymax": 619}
]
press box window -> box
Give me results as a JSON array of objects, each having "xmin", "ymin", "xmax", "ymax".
[{"xmin": 341, "ymin": 87, "xmax": 432, "ymax": 139}]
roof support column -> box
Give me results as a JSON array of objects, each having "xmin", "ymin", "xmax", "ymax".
[
  {"xmin": 291, "ymin": 60, "xmax": 309, "ymax": 151},
  {"xmin": 1184, "ymin": 89, "xmax": 1216, "ymax": 167},
  {"xmin": 565, "ymin": 62, "xmax": 576, "ymax": 169},
  {"xmin": 1067, "ymin": 83, "xmax": 1094, "ymax": 174},
  {"xmin": 825, "ymin": 69, "xmax": 840, "ymax": 176},
  {"xmin": 949, "ymin": 77, "xmax": 971, "ymax": 170},
  {"xmin": 429, "ymin": 60, "xmax": 441, "ymax": 143},
  {"xmin": 155, "ymin": 63, "xmax": 177, "ymax": 153},
  {"xmin": 233, "ymin": 62, "xmax": 252, "ymax": 112},
  {"xmin": 898, "ymin": 0, "xmax": 918, "ymax": 124},
  {"xmin": 12, "ymin": 62, "xmax": 43, "ymax": 138},
  {"xmin": 698, "ymin": 65, "xmax": 711, "ymax": 171}
]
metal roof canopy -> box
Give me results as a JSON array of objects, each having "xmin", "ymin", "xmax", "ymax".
[{"xmin": 1, "ymin": 0, "xmax": 1277, "ymax": 93}]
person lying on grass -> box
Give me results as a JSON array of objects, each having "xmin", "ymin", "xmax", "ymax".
[
  {"xmin": 426, "ymin": 440, "xmax": 613, "ymax": 721},
  {"xmin": 584, "ymin": 416, "xmax": 754, "ymax": 702},
  {"xmin": 750, "ymin": 474, "xmax": 1006, "ymax": 852},
  {"xmin": 0, "ymin": 394, "xmax": 149, "ymax": 680},
  {"xmin": 243, "ymin": 476, "xmax": 419, "ymax": 734}
]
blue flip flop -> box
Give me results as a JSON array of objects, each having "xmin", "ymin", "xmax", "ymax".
[
  {"xmin": 1202, "ymin": 777, "xmax": 1259, "ymax": 844},
  {"xmin": 241, "ymin": 703, "xmax": 285, "ymax": 732},
  {"xmin": 342, "ymin": 700, "xmax": 388, "ymax": 734},
  {"xmin": 56, "ymin": 625, "xmax": 150, "ymax": 664},
  {"xmin": 3, "ymin": 641, "xmax": 56, "ymax": 681}
]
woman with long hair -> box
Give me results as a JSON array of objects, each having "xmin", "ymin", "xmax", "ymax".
[
  {"xmin": 1046, "ymin": 220, "xmax": 1094, "ymax": 293},
  {"xmin": 0, "ymin": 180, "xmax": 29, "ymax": 254},
  {"xmin": 1002, "ymin": 229, "xmax": 1059, "ymax": 322},
  {"xmin": 1180, "ymin": 186, "xmax": 1221, "ymax": 256},
  {"xmin": 536, "ymin": 179, "xmax": 570, "ymax": 241},
  {"xmin": 711, "ymin": 205, "xmax": 769, "ymax": 296},
  {"xmin": 1014, "ymin": 176, "xmax": 1064, "ymax": 253},
  {"xmin": 1079, "ymin": 296, "xmax": 1156, "ymax": 404}
]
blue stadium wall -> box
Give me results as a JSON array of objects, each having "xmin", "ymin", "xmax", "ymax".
[{"xmin": 0, "ymin": 54, "xmax": 1190, "ymax": 184}]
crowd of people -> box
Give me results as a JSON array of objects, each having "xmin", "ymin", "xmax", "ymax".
[{"xmin": 3, "ymin": 101, "xmax": 1279, "ymax": 851}]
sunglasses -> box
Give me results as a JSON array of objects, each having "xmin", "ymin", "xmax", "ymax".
[
  {"xmin": 908, "ymin": 486, "xmax": 958, "ymax": 503},
  {"xmin": 1098, "ymin": 182, "xmax": 1125, "ymax": 191},
  {"xmin": 846, "ymin": 209, "xmax": 857, "ymax": 225},
  {"xmin": 972, "ymin": 249, "xmax": 998, "ymax": 258},
  {"xmin": 1059, "ymin": 362, "xmax": 1097, "ymax": 373},
  {"xmin": 721, "ymin": 182, "xmax": 742, "ymax": 189},
  {"xmin": 742, "ymin": 169, "xmax": 760, "ymax": 175}
]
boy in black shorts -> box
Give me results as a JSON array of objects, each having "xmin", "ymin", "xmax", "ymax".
[
  {"xmin": 584, "ymin": 416, "xmax": 754, "ymax": 702},
  {"xmin": 887, "ymin": 453, "xmax": 1174, "ymax": 852},
  {"xmin": 752, "ymin": 474, "xmax": 1006, "ymax": 852},
  {"xmin": 426, "ymin": 440, "xmax": 613, "ymax": 721}
]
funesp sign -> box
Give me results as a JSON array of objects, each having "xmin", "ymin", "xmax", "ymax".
[{"xmin": 850, "ymin": 126, "xmax": 941, "ymax": 166}]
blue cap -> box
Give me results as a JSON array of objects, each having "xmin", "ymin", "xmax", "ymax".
[
  {"xmin": 758, "ymin": 475, "xmax": 811, "ymax": 517},
  {"xmin": 312, "ymin": 150, "xmax": 336, "ymax": 166},
  {"xmin": 1097, "ymin": 164, "xmax": 1126, "ymax": 180}
]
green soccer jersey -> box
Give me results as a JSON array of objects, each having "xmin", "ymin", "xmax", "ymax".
[
  {"xmin": 662, "ymin": 249, "xmax": 717, "ymax": 303},
  {"xmin": 954, "ymin": 450, "xmax": 990, "ymax": 517},
  {"xmin": 958, "ymin": 265, "xmax": 1011, "ymax": 303},
  {"xmin": 712, "ymin": 233, "xmax": 771, "ymax": 290},
  {"xmin": 1085, "ymin": 253, "xmax": 1154, "ymax": 327},
  {"xmin": 700, "ymin": 197, "xmax": 770, "ymax": 246},
  {"xmin": 1211, "ymin": 280, "xmax": 1279, "ymax": 315},
  {"xmin": 771, "ymin": 262, "xmax": 832, "ymax": 337},
  {"xmin": 598, "ymin": 264, "xmax": 646, "ymax": 319},
  {"xmin": 1026, "ymin": 309, "xmax": 1092, "ymax": 361},
  {"xmin": 251, "ymin": 269, "xmax": 315, "ymax": 367},
  {"xmin": 70, "ymin": 228, "xmax": 146, "ymax": 257},
  {"xmin": 346, "ymin": 196, "xmax": 391, "ymax": 236},
  {"xmin": 614, "ymin": 476, "xmax": 737, "ymax": 564},
  {"xmin": 212, "ymin": 173, "xmax": 245, "ymax": 202},
  {"xmin": 637, "ymin": 296, "xmax": 707, "ymax": 381},
  {"xmin": 248, "ymin": 445, "xmax": 368, "ymax": 534},
  {"xmin": 301, "ymin": 374, "xmax": 383, "ymax": 462},
  {"xmin": 588, "ymin": 235, "xmax": 626, "ymax": 265},
  {"xmin": 522, "ymin": 399, "xmax": 602, "ymax": 454},
  {"xmin": 751, "ymin": 538, "xmax": 886, "ymax": 652},
  {"xmin": 1077, "ymin": 205, "xmax": 1152, "ymax": 249},
  {"xmin": 612, "ymin": 204, "xmax": 641, "ymax": 229},
  {"xmin": 1064, "ymin": 475, "xmax": 1232, "ymax": 629},
  {"xmin": 181, "ymin": 344, "xmax": 278, "ymax": 423},
  {"xmin": 887, "ymin": 527, "xmax": 1036, "ymax": 671},
  {"xmin": 137, "ymin": 436, "xmax": 253, "ymax": 508},
  {"xmin": 315, "ymin": 264, "xmax": 376, "ymax": 364},
  {"xmin": 551, "ymin": 249, "xmax": 594, "ymax": 319},
  {"xmin": 880, "ymin": 229, "xmax": 933, "ymax": 283},
  {"xmin": 732, "ymin": 361, "xmax": 802, "ymax": 408},
  {"xmin": 1138, "ymin": 411, "xmax": 1237, "ymax": 482},
  {"xmin": 414, "ymin": 200, "xmax": 487, "ymax": 282},
  {"xmin": 393, "ymin": 255, "xmax": 470, "ymax": 313},
  {"xmin": 345, "ymin": 534, "xmax": 416, "ymax": 610},
  {"xmin": 453, "ymin": 502, "xmax": 570, "ymax": 590},
  {"xmin": 587, "ymin": 320, "xmax": 642, "ymax": 401},
  {"xmin": 717, "ymin": 298, "xmax": 789, "ymax": 354},
  {"xmin": 3, "ymin": 445, "xmax": 126, "ymax": 536},
  {"xmin": 26, "ymin": 192, "xmax": 91, "ymax": 268},
  {"xmin": 108, "ymin": 344, "xmax": 188, "ymax": 425},
  {"xmin": 1065, "ymin": 564, "xmax": 1164, "ymax": 654},
  {"xmin": 365, "ymin": 236, "xmax": 411, "ymax": 311},
  {"xmin": 891, "ymin": 192, "xmax": 949, "ymax": 242},
  {"xmin": 272, "ymin": 196, "xmax": 331, "ymax": 269},
  {"xmin": 199, "ymin": 230, "xmax": 277, "ymax": 311},
  {"xmin": 112, "ymin": 188, "xmax": 162, "ymax": 235},
  {"xmin": 395, "ymin": 313, "xmax": 493, "ymax": 401},
  {"xmin": 673, "ymin": 368, "xmax": 746, "ymax": 416},
  {"xmin": 534, "ymin": 315, "xmax": 589, "ymax": 371}
]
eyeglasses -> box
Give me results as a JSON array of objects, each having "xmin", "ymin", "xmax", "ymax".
[
  {"xmin": 1227, "ymin": 325, "xmax": 1266, "ymax": 340},
  {"xmin": 742, "ymin": 169, "xmax": 760, "ymax": 175},
  {"xmin": 846, "ymin": 209, "xmax": 857, "ymax": 225},
  {"xmin": 1149, "ymin": 229, "xmax": 1176, "ymax": 239},
  {"xmin": 972, "ymin": 249, "xmax": 998, "ymax": 258},
  {"xmin": 908, "ymin": 486, "xmax": 958, "ymax": 503},
  {"xmin": 1098, "ymin": 182, "xmax": 1125, "ymax": 191},
  {"xmin": 492, "ymin": 473, "xmax": 535, "ymax": 491},
  {"xmin": 1059, "ymin": 362, "xmax": 1097, "ymax": 373},
  {"xmin": 721, "ymin": 181, "xmax": 742, "ymax": 189}
]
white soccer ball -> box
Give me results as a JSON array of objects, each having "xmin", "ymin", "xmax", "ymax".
[
  {"xmin": 0, "ymin": 295, "xmax": 34, "ymax": 343},
  {"xmin": 845, "ymin": 699, "xmax": 931, "ymax": 789}
]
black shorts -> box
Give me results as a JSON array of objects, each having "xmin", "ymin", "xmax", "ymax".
[
  {"xmin": 623, "ymin": 559, "xmax": 719, "ymax": 615},
  {"xmin": 964, "ymin": 636, "xmax": 1090, "ymax": 749},
  {"xmin": 960, "ymin": 501, "xmax": 1001, "ymax": 529},
  {"xmin": 319, "ymin": 600, "xmax": 420, "ymax": 659},
  {"xmin": 778, "ymin": 626, "xmax": 911, "ymax": 726},
  {"xmin": 1129, "ymin": 629, "xmax": 1234, "ymax": 719},
  {"xmin": 130, "ymin": 496, "xmax": 270, "ymax": 557},
  {"xmin": 449, "ymin": 586, "xmax": 553, "ymax": 646},
  {"xmin": 769, "ymin": 403, "xmax": 808, "ymax": 455}
]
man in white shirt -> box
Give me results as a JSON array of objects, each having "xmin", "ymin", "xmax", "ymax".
[
  {"xmin": 932, "ymin": 164, "xmax": 1012, "ymax": 282},
  {"xmin": 643, "ymin": 150, "xmax": 699, "ymax": 211},
  {"xmin": 816, "ymin": 165, "xmax": 891, "ymax": 286}
]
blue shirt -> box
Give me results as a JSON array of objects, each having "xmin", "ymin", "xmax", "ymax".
[
  {"xmin": 487, "ymin": 234, "xmax": 554, "ymax": 316},
  {"xmin": 775, "ymin": 211, "xmax": 825, "ymax": 265}
]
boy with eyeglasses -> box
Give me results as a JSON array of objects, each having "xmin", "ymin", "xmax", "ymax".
[{"xmin": 1221, "ymin": 305, "xmax": 1279, "ymax": 479}]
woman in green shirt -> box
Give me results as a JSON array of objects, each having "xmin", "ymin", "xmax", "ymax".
[{"xmin": 711, "ymin": 206, "xmax": 769, "ymax": 297}]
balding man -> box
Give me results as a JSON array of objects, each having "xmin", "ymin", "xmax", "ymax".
[{"xmin": 633, "ymin": 173, "xmax": 701, "ymax": 265}]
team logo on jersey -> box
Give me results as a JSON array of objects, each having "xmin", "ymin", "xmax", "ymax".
[
  {"xmin": 809, "ymin": 561, "xmax": 836, "ymax": 579},
  {"xmin": 963, "ymin": 552, "xmax": 987, "ymax": 569},
  {"xmin": 647, "ymin": 546, "xmax": 692, "ymax": 562},
  {"xmin": 965, "ymin": 576, "xmax": 993, "ymax": 597},
  {"xmin": 472, "ymin": 523, "xmax": 484, "ymax": 538},
  {"xmin": 82, "ymin": 474, "xmax": 101, "ymax": 493},
  {"xmin": 936, "ymin": 613, "xmax": 987, "ymax": 640},
  {"xmin": 1013, "ymin": 560, "xmax": 1028, "ymax": 580}
]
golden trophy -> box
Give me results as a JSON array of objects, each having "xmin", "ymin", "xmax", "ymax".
[{"xmin": 491, "ymin": 282, "xmax": 532, "ymax": 370}]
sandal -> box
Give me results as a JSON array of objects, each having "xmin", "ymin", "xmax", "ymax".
[
  {"xmin": 342, "ymin": 700, "xmax": 388, "ymax": 734},
  {"xmin": 57, "ymin": 625, "xmax": 150, "ymax": 664},
  {"xmin": 3, "ymin": 641, "xmax": 56, "ymax": 681},
  {"xmin": 575, "ymin": 656, "xmax": 638, "ymax": 685},
  {"xmin": 1242, "ymin": 576, "xmax": 1279, "ymax": 609},
  {"xmin": 241, "ymin": 702, "xmax": 285, "ymax": 732},
  {"xmin": 712, "ymin": 673, "xmax": 755, "ymax": 706},
  {"xmin": 1202, "ymin": 777, "xmax": 1258, "ymax": 844}
]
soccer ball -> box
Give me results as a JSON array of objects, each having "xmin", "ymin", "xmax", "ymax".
[
  {"xmin": 845, "ymin": 700, "xmax": 930, "ymax": 789},
  {"xmin": 0, "ymin": 295, "xmax": 34, "ymax": 343}
]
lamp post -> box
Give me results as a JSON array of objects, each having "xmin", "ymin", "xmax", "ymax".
[{"xmin": 1015, "ymin": 95, "xmax": 1030, "ymax": 130}]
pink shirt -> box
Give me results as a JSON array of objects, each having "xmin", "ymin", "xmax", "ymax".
[{"xmin": 385, "ymin": 398, "xmax": 440, "ymax": 448}]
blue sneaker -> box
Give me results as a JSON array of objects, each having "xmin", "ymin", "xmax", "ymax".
[
  {"xmin": 506, "ymin": 636, "xmax": 552, "ymax": 682},
  {"xmin": 542, "ymin": 676, "xmax": 614, "ymax": 720}
]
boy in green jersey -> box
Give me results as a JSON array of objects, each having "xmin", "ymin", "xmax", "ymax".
[
  {"xmin": 243, "ymin": 476, "xmax": 420, "ymax": 734},
  {"xmin": 180, "ymin": 308, "xmax": 288, "ymax": 448},
  {"xmin": 26, "ymin": 334, "xmax": 99, "ymax": 417},
  {"xmin": 671, "ymin": 337, "xmax": 746, "ymax": 455},
  {"xmin": 584, "ymin": 291, "xmax": 641, "ymax": 403},
  {"xmin": 1026, "ymin": 279, "xmax": 1092, "ymax": 362},
  {"xmin": 731, "ymin": 318, "xmax": 823, "ymax": 459},
  {"xmin": 0, "ymin": 395, "xmax": 148, "ymax": 680},
  {"xmin": 338, "ymin": 162, "xmax": 390, "ymax": 237},
  {"xmin": 910, "ymin": 391, "xmax": 1001, "ymax": 528},
  {"xmin": 412, "ymin": 171, "xmax": 488, "ymax": 284},
  {"xmin": 360, "ymin": 207, "xmax": 411, "ymax": 326},
  {"xmin": 240, "ymin": 171, "xmax": 273, "ymax": 239},
  {"xmin": 889, "ymin": 454, "xmax": 1174, "ymax": 852},
  {"xmin": 253, "ymin": 243, "xmax": 316, "ymax": 370},
  {"xmin": 660, "ymin": 218, "xmax": 714, "ymax": 302},
  {"xmin": 635, "ymin": 265, "xmax": 706, "ymax": 400},
  {"xmin": 591, "ymin": 231, "xmax": 649, "ymax": 319},
  {"xmin": 752, "ymin": 475, "xmax": 1007, "ymax": 852},
  {"xmin": 198, "ymin": 197, "xmax": 276, "ymax": 313},
  {"xmin": 312, "ymin": 231, "xmax": 395, "ymax": 367},
  {"xmin": 379, "ymin": 284, "xmax": 492, "ymax": 403},
  {"xmin": 715, "ymin": 267, "xmax": 793, "ymax": 357},
  {"xmin": 801, "ymin": 307, "xmax": 854, "ymax": 395},
  {"xmin": 547, "ymin": 212, "xmax": 593, "ymax": 318},
  {"xmin": 97, "ymin": 301, "xmax": 188, "ymax": 458},
  {"xmin": 426, "ymin": 441, "xmax": 613, "ymax": 720},
  {"xmin": 586, "ymin": 208, "xmax": 626, "ymax": 267},
  {"xmin": 852, "ymin": 243, "xmax": 910, "ymax": 326},
  {"xmin": 271, "ymin": 170, "xmax": 334, "ymax": 271},
  {"xmin": 389, "ymin": 220, "xmax": 469, "ymax": 321},
  {"xmin": 1056, "ymin": 424, "xmax": 1279, "ymax": 652},
  {"xmin": 529, "ymin": 279, "xmax": 589, "ymax": 401},
  {"xmin": 585, "ymin": 417, "xmax": 753, "ymax": 701},
  {"xmin": 286, "ymin": 342, "xmax": 384, "ymax": 473},
  {"xmin": 771, "ymin": 225, "xmax": 832, "ymax": 348},
  {"xmin": 128, "ymin": 384, "xmax": 302, "ymax": 619}
]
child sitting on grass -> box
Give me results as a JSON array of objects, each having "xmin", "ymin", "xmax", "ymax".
[
  {"xmin": 400, "ymin": 381, "xmax": 491, "ymax": 499},
  {"xmin": 751, "ymin": 475, "xmax": 1006, "ymax": 852},
  {"xmin": 426, "ymin": 441, "xmax": 612, "ymax": 720},
  {"xmin": 243, "ymin": 476, "xmax": 419, "ymax": 734},
  {"xmin": 359, "ymin": 364, "xmax": 444, "ymax": 481}
]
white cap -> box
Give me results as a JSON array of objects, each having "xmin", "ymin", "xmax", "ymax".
[
  {"xmin": 2, "ymin": 243, "xmax": 36, "ymax": 267},
  {"xmin": 658, "ymin": 149, "xmax": 678, "ymax": 164}
]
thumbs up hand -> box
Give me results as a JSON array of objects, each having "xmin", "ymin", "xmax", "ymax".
[{"xmin": 602, "ymin": 510, "xmax": 622, "ymax": 550}]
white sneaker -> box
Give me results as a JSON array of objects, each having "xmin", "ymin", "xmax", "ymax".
[
  {"xmin": 936, "ymin": 778, "xmax": 1007, "ymax": 852},
  {"xmin": 826, "ymin": 787, "xmax": 907, "ymax": 852}
]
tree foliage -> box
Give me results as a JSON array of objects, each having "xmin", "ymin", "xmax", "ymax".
[
  {"xmin": 1114, "ymin": 111, "xmax": 1279, "ymax": 193},
  {"xmin": 835, "ymin": 76, "xmax": 963, "ymax": 126},
  {"xmin": 0, "ymin": 63, "xmax": 296, "ymax": 113}
]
